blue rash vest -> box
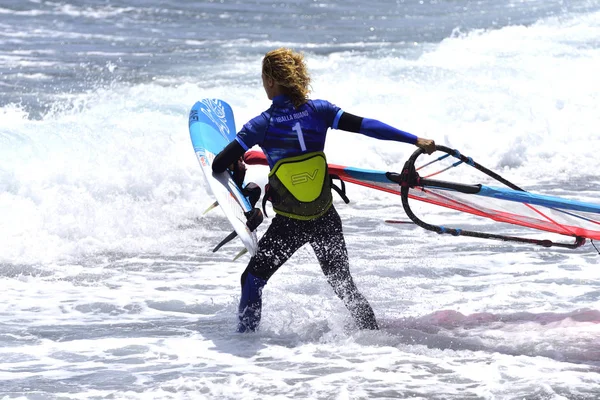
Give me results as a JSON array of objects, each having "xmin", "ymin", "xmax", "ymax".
[{"xmin": 235, "ymin": 95, "xmax": 418, "ymax": 168}]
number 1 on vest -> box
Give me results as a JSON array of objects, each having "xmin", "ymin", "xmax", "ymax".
[{"xmin": 292, "ymin": 122, "xmax": 307, "ymax": 151}]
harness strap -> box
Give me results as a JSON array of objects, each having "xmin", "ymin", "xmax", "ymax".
[
  {"xmin": 262, "ymin": 184, "xmax": 271, "ymax": 218},
  {"xmin": 330, "ymin": 174, "xmax": 350, "ymax": 204}
]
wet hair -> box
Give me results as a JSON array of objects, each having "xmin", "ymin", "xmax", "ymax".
[{"xmin": 262, "ymin": 48, "xmax": 311, "ymax": 108}]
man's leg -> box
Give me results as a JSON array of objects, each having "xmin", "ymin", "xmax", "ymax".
[
  {"xmin": 310, "ymin": 207, "xmax": 379, "ymax": 330},
  {"xmin": 237, "ymin": 215, "xmax": 308, "ymax": 332}
]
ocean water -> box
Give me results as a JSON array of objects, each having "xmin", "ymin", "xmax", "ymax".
[{"xmin": 2, "ymin": 0, "xmax": 600, "ymax": 399}]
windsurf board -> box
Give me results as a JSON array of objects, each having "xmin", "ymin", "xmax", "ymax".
[{"xmin": 188, "ymin": 98, "xmax": 258, "ymax": 258}]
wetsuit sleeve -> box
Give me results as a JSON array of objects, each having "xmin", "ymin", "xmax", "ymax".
[
  {"xmin": 309, "ymin": 100, "xmax": 341, "ymax": 128},
  {"xmin": 213, "ymin": 111, "xmax": 270, "ymax": 173},
  {"xmin": 334, "ymin": 111, "xmax": 418, "ymax": 144},
  {"xmin": 236, "ymin": 112, "xmax": 270, "ymax": 150},
  {"xmin": 212, "ymin": 140, "xmax": 246, "ymax": 173}
]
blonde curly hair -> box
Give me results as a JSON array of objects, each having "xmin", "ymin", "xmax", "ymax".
[{"xmin": 262, "ymin": 48, "xmax": 311, "ymax": 108}]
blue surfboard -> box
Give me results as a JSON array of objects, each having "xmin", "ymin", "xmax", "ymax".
[{"xmin": 189, "ymin": 99, "xmax": 258, "ymax": 258}]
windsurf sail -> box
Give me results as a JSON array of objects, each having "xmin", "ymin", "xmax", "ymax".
[
  {"xmin": 392, "ymin": 145, "xmax": 600, "ymax": 249},
  {"xmin": 244, "ymin": 147, "xmax": 600, "ymax": 249}
]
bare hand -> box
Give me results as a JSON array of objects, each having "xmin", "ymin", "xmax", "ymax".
[{"xmin": 416, "ymin": 138, "xmax": 436, "ymax": 155}]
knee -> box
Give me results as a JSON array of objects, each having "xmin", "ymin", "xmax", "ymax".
[{"xmin": 326, "ymin": 273, "xmax": 353, "ymax": 295}]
